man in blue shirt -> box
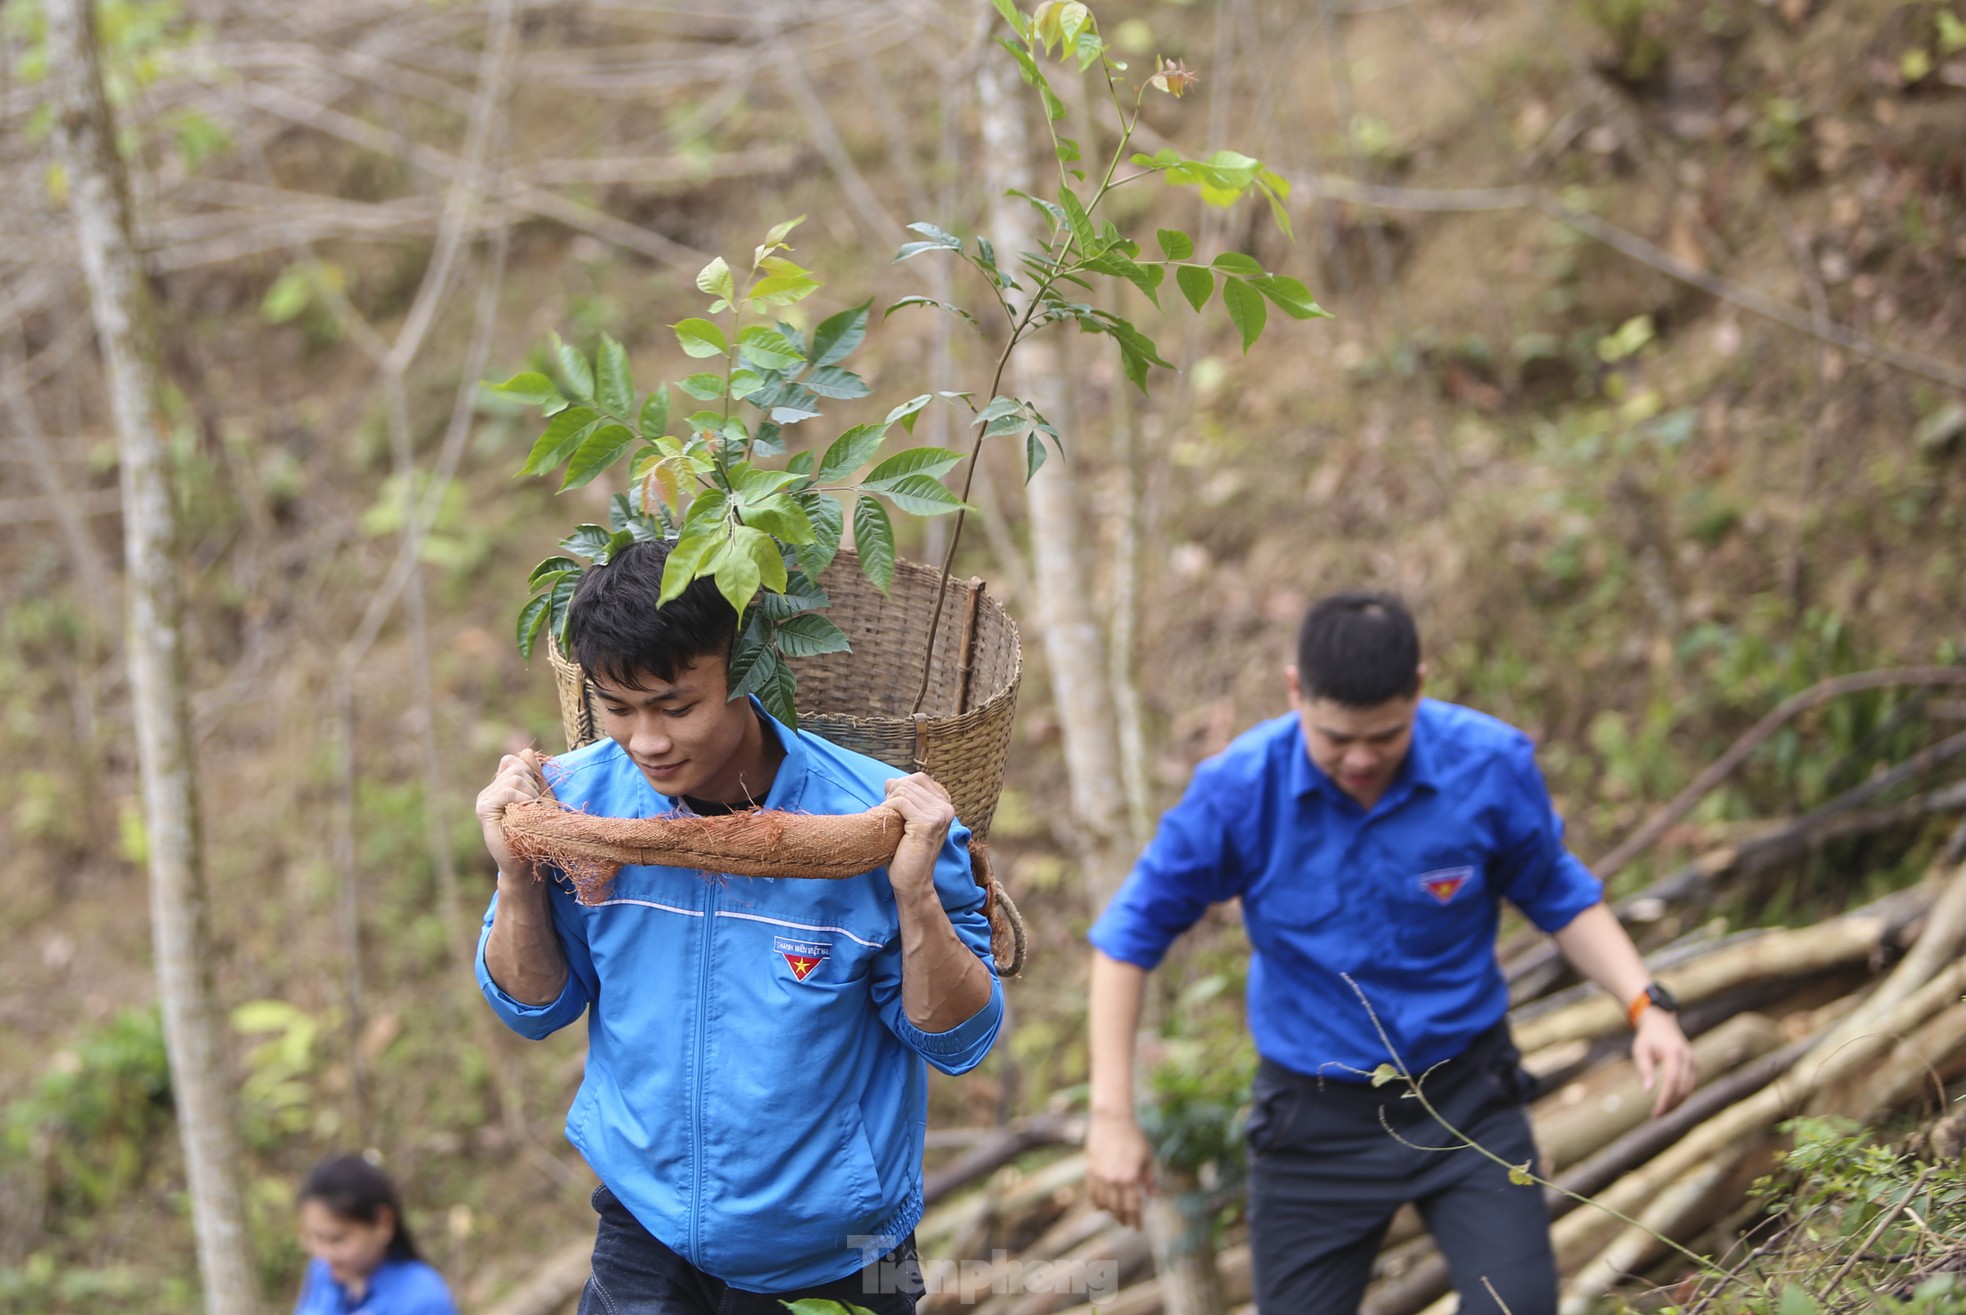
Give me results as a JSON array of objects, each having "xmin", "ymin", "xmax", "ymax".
[
  {"xmin": 1086, "ymin": 592, "xmax": 1695, "ymax": 1314},
  {"xmin": 473, "ymin": 540, "xmax": 1003, "ymax": 1314}
]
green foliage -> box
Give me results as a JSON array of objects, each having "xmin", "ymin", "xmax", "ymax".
[
  {"xmin": 3, "ymin": 1008, "xmax": 173, "ymax": 1215},
  {"xmin": 1574, "ymin": 0, "xmax": 1671, "ymax": 85},
  {"xmin": 497, "ymin": 1, "xmax": 1325, "ymax": 727},
  {"xmin": 231, "ymin": 1000, "xmax": 325, "ymax": 1148},
  {"xmin": 1138, "ymin": 973, "xmax": 1252, "ymax": 1183},
  {"xmin": 494, "ymin": 246, "xmax": 936, "ymax": 726},
  {"xmin": 1668, "ymin": 1118, "xmax": 1966, "ymax": 1314}
]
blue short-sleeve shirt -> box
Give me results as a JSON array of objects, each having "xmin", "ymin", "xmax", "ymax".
[
  {"xmin": 1089, "ymin": 698, "xmax": 1602, "ymax": 1078},
  {"xmin": 292, "ymin": 1257, "xmax": 456, "ymax": 1315}
]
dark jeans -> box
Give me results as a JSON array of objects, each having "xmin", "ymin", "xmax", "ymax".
[
  {"xmin": 578, "ymin": 1184, "xmax": 923, "ymax": 1315},
  {"xmin": 1246, "ymin": 1024, "xmax": 1557, "ymax": 1315}
]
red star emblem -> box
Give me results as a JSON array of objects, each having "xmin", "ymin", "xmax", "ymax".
[
  {"xmin": 784, "ymin": 954, "xmax": 820, "ymax": 981},
  {"xmin": 1422, "ymin": 874, "xmax": 1467, "ymax": 904}
]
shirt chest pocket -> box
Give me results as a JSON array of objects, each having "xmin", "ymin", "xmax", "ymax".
[
  {"xmin": 1243, "ymin": 860, "xmax": 1344, "ymax": 955},
  {"xmin": 1390, "ymin": 863, "xmax": 1490, "ymax": 957}
]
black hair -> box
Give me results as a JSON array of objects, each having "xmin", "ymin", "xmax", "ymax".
[
  {"xmin": 298, "ymin": 1155, "xmax": 421, "ymax": 1262},
  {"xmin": 569, "ymin": 539, "xmax": 738, "ymax": 691},
  {"xmin": 1296, "ymin": 591, "xmax": 1422, "ymax": 707}
]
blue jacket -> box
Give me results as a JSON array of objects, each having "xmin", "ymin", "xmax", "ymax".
[
  {"xmin": 1091, "ymin": 699, "xmax": 1602, "ymax": 1077},
  {"xmin": 477, "ymin": 706, "xmax": 1003, "ymax": 1289},
  {"xmin": 292, "ymin": 1257, "xmax": 455, "ymax": 1315}
]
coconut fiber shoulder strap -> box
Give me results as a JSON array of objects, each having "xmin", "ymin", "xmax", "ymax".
[{"xmin": 502, "ymin": 798, "xmax": 1025, "ymax": 977}]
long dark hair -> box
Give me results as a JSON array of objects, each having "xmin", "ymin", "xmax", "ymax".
[{"xmin": 298, "ymin": 1155, "xmax": 423, "ymax": 1263}]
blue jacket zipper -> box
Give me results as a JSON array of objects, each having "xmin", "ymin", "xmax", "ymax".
[{"xmin": 687, "ymin": 877, "xmax": 716, "ymax": 1266}]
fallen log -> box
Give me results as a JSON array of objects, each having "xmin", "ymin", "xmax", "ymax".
[
  {"xmin": 918, "ymin": 1151, "xmax": 1085, "ymax": 1253},
  {"xmin": 980, "ymin": 1226, "xmax": 1154, "ymax": 1315},
  {"xmin": 1593, "ymin": 668, "xmax": 1966, "ymax": 880},
  {"xmin": 923, "ymin": 1112, "xmax": 1081, "ymax": 1209},
  {"xmin": 1533, "ymin": 1012, "xmax": 1782, "ymax": 1171},
  {"xmin": 1556, "ymin": 948, "xmax": 1966, "ymax": 1308},
  {"xmin": 1513, "ymin": 910, "xmax": 1898, "ymax": 1052}
]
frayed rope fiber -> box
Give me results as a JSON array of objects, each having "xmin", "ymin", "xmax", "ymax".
[{"xmin": 500, "ymin": 799, "xmax": 1025, "ymax": 976}]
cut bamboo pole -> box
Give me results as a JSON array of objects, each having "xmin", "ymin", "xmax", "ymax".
[{"xmin": 1514, "ymin": 912, "xmax": 1894, "ymax": 1052}]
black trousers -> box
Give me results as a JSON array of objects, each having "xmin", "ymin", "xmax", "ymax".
[
  {"xmin": 578, "ymin": 1183, "xmax": 923, "ymax": 1315},
  {"xmin": 1246, "ymin": 1025, "xmax": 1557, "ymax": 1315}
]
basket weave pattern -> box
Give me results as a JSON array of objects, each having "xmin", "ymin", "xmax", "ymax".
[{"xmin": 548, "ymin": 552, "xmax": 1021, "ymax": 839}]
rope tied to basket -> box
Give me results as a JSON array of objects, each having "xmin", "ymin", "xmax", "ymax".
[{"xmin": 502, "ymin": 797, "xmax": 1026, "ymax": 976}]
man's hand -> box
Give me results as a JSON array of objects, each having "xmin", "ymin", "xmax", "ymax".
[
  {"xmin": 476, "ymin": 750, "xmax": 553, "ymax": 879},
  {"xmin": 1086, "ymin": 1110, "xmax": 1155, "ymax": 1230},
  {"xmin": 882, "ymin": 772, "xmax": 956, "ymax": 892},
  {"xmin": 1633, "ymin": 1008, "xmax": 1697, "ymax": 1117}
]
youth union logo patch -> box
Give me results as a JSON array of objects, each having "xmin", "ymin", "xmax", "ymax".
[
  {"xmin": 1418, "ymin": 866, "xmax": 1473, "ymax": 904},
  {"xmin": 773, "ymin": 934, "xmax": 831, "ymax": 982}
]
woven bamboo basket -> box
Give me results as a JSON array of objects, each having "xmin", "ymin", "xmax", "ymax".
[{"xmin": 548, "ymin": 551, "xmax": 1022, "ymax": 838}]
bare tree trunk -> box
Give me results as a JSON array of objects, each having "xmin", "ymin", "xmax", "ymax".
[
  {"xmin": 978, "ymin": 50, "xmax": 1132, "ymax": 914},
  {"xmin": 43, "ymin": 2, "xmax": 261, "ymax": 1313},
  {"xmin": 977, "ymin": 42, "xmax": 1222, "ymax": 1315}
]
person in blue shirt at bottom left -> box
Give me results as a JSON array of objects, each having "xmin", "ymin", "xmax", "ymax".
[
  {"xmin": 293, "ymin": 1155, "xmax": 457, "ymax": 1315},
  {"xmin": 1084, "ymin": 591, "xmax": 1699, "ymax": 1315},
  {"xmin": 472, "ymin": 538, "xmax": 1003, "ymax": 1315}
]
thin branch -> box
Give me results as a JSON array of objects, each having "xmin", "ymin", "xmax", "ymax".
[{"xmin": 1593, "ymin": 668, "xmax": 1966, "ymax": 878}]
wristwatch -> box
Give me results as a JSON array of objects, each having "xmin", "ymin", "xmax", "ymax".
[{"xmin": 1627, "ymin": 980, "xmax": 1680, "ymax": 1028}]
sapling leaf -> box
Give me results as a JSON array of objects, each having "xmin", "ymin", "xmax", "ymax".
[
  {"xmin": 853, "ymin": 496, "xmax": 895, "ymax": 594},
  {"xmin": 758, "ymin": 574, "xmax": 831, "ymax": 618},
  {"xmin": 761, "ymin": 215, "xmax": 805, "ymax": 249},
  {"xmin": 864, "ymin": 447, "xmax": 965, "ymax": 487},
  {"xmin": 638, "ymin": 386, "xmax": 669, "ymax": 440},
  {"xmin": 1370, "ymin": 1064, "xmax": 1400, "ymax": 1088},
  {"xmin": 516, "ymin": 407, "xmax": 602, "ymax": 477},
  {"xmin": 678, "ymin": 373, "xmax": 726, "ymax": 401},
  {"xmin": 547, "ymin": 572, "xmax": 579, "ymax": 650},
  {"xmin": 726, "ymin": 624, "xmax": 779, "ymax": 703},
  {"xmin": 659, "ymin": 532, "xmax": 721, "ymax": 604},
  {"xmin": 1059, "ymin": 186, "xmax": 1100, "ymax": 254},
  {"xmin": 674, "ymin": 318, "xmax": 728, "ymax": 359},
  {"xmin": 1250, "ymin": 274, "xmax": 1332, "ymax": 320},
  {"xmin": 795, "ymin": 492, "xmax": 845, "ymax": 576},
  {"xmin": 1223, "ymin": 277, "xmax": 1267, "ymax": 352},
  {"xmin": 801, "ymin": 367, "xmax": 871, "ymax": 400},
  {"xmin": 989, "ymin": 0, "xmax": 1026, "ymax": 39},
  {"xmin": 884, "ymin": 297, "xmax": 986, "ymax": 336},
  {"xmin": 762, "ymin": 654, "xmax": 800, "ymax": 728},
  {"xmin": 1507, "ymin": 1162, "xmax": 1535, "ymax": 1187},
  {"xmin": 560, "ymin": 523, "xmax": 615, "ymax": 561},
  {"xmin": 696, "ymin": 256, "xmax": 735, "ymax": 301},
  {"xmin": 817, "ymin": 423, "xmax": 888, "ymax": 484},
  {"xmin": 711, "ymin": 533, "xmax": 765, "ymax": 617},
  {"xmin": 554, "ymin": 334, "xmax": 596, "ymax": 402},
  {"xmin": 770, "ymin": 405, "xmax": 823, "ymax": 426},
  {"xmin": 1005, "ymin": 187, "xmax": 1067, "ymax": 225},
  {"xmin": 489, "ymin": 371, "xmax": 564, "ymax": 409},
  {"xmin": 1175, "ymin": 265, "xmax": 1214, "ymax": 312},
  {"xmin": 516, "ymin": 591, "xmax": 552, "ymax": 662},
  {"xmin": 904, "ymin": 221, "xmax": 962, "ymax": 249},
  {"xmin": 529, "ymin": 555, "xmax": 581, "ymax": 588},
  {"xmin": 1210, "ymin": 251, "xmax": 1265, "ymax": 278},
  {"xmin": 1156, "ymin": 228, "xmax": 1195, "ymax": 261},
  {"xmin": 877, "ymin": 475, "xmax": 967, "ymax": 516},
  {"xmin": 742, "ymin": 493, "xmax": 816, "ymax": 545},
  {"xmin": 562, "ymin": 423, "xmax": 639, "ymax": 491},
  {"xmin": 773, "ymin": 613, "xmax": 852, "ymax": 658},
  {"xmin": 596, "ymin": 335, "xmax": 634, "ymax": 416},
  {"xmin": 886, "ymin": 393, "xmax": 934, "ymax": 433},
  {"xmin": 810, "ymin": 300, "xmax": 870, "ymax": 366},
  {"xmin": 1025, "ymin": 431, "xmax": 1049, "ymax": 482}
]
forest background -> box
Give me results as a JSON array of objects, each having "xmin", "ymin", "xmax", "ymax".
[{"xmin": 3, "ymin": 0, "xmax": 1965, "ymax": 1311}]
